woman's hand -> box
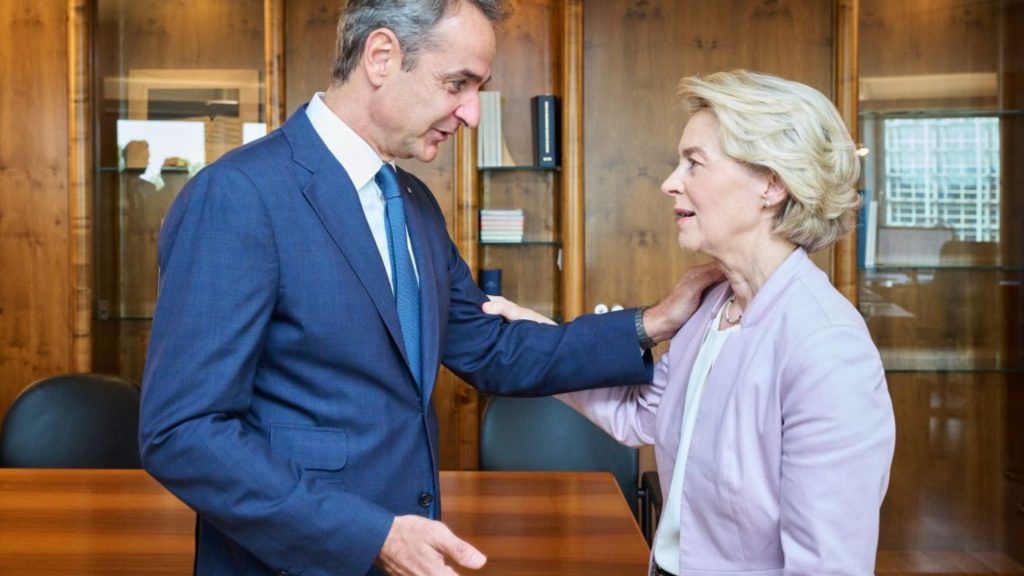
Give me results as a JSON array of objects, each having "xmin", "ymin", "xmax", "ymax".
[{"xmin": 482, "ymin": 296, "xmax": 557, "ymax": 326}]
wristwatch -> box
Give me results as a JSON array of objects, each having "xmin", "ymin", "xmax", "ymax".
[{"xmin": 634, "ymin": 306, "xmax": 656, "ymax": 350}]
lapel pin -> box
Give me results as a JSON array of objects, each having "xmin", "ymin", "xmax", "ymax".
[{"xmin": 406, "ymin": 186, "xmax": 413, "ymax": 195}]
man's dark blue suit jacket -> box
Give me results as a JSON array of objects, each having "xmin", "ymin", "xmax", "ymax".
[{"xmin": 139, "ymin": 106, "xmax": 652, "ymax": 575}]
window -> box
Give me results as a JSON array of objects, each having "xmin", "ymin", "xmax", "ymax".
[{"xmin": 882, "ymin": 117, "xmax": 1000, "ymax": 242}]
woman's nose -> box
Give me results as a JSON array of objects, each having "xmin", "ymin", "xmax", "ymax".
[{"xmin": 661, "ymin": 171, "xmax": 682, "ymax": 197}]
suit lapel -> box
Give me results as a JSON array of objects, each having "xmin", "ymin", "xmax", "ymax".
[
  {"xmin": 284, "ymin": 111, "xmax": 413, "ymax": 377},
  {"xmin": 395, "ymin": 168, "xmax": 441, "ymax": 411}
]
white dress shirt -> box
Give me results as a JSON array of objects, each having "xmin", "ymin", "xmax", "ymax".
[{"xmin": 305, "ymin": 92, "xmax": 418, "ymax": 290}]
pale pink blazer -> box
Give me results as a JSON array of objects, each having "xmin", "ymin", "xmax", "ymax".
[{"xmin": 560, "ymin": 249, "xmax": 895, "ymax": 576}]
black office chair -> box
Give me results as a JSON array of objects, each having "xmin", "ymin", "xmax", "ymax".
[
  {"xmin": 0, "ymin": 373, "xmax": 142, "ymax": 468},
  {"xmin": 639, "ymin": 469, "xmax": 663, "ymax": 544},
  {"xmin": 479, "ymin": 395, "xmax": 642, "ymax": 517}
]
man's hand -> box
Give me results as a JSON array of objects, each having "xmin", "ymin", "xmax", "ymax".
[
  {"xmin": 376, "ymin": 515, "xmax": 487, "ymax": 575},
  {"xmin": 642, "ymin": 262, "xmax": 723, "ymax": 344},
  {"xmin": 482, "ymin": 262, "xmax": 721, "ymax": 345},
  {"xmin": 482, "ymin": 295, "xmax": 557, "ymax": 325}
]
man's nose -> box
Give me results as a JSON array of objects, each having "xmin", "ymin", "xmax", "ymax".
[{"xmin": 455, "ymin": 93, "xmax": 481, "ymax": 129}]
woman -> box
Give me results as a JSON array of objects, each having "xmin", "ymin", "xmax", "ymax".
[{"xmin": 486, "ymin": 70, "xmax": 895, "ymax": 576}]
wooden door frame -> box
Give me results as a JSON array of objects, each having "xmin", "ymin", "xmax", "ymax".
[{"xmin": 833, "ymin": 0, "xmax": 859, "ymax": 304}]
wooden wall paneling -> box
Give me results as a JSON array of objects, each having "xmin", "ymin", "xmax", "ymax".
[
  {"xmin": 69, "ymin": 0, "xmax": 93, "ymax": 373},
  {"xmin": 859, "ymin": 0, "xmax": 1000, "ymax": 112},
  {"xmin": 446, "ymin": 128, "xmax": 481, "ymax": 470},
  {"xmin": 0, "ymin": 1, "xmax": 71, "ymax": 422},
  {"xmin": 1005, "ymin": 1, "xmax": 1024, "ymax": 267},
  {"xmin": 832, "ymin": 0, "xmax": 858, "ymax": 304},
  {"xmin": 91, "ymin": 2, "xmax": 119, "ymax": 355},
  {"xmin": 111, "ymin": 1, "xmax": 265, "ymax": 70},
  {"xmin": 1001, "ymin": 0, "xmax": 1024, "ymax": 565},
  {"xmin": 559, "ymin": 0, "xmax": 585, "ymax": 320},
  {"xmin": 265, "ymin": 0, "xmax": 286, "ymax": 130},
  {"xmin": 582, "ymin": 0, "xmax": 835, "ymax": 325},
  {"xmin": 859, "ymin": 0, "xmax": 998, "ymax": 79},
  {"xmin": 283, "ymin": 0, "xmax": 340, "ymax": 114}
]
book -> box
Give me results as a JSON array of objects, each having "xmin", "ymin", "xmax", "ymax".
[
  {"xmin": 531, "ymin": 95, "xmax": 558, "ymax": 168},
  {"xmin": 477, "ymin": 91, "xmax": 504, "ymax": 168},
  {"xmin": 479, "ymin": 269, "xmax": 502, "ymax": 295},
  {"xmin": 480, "ymin": 209, "xmax": 525, "ymax": 243}
]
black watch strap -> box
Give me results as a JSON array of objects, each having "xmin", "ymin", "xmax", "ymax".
[{"xmin": 634, "ymin": 306, "xmax": 656, "ymax": 350}]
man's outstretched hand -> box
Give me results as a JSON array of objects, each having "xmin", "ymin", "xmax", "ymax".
[
  {"xmin": 482, "ymin": 295, "xmax": 557, "ymax": 325},
  {"xmin": 482, "ymin": 262, "xmax": 723, "ymax": 346},
  {"xmin": 376, "ymin": 515, "xmax": 486, "ymax": 575}
]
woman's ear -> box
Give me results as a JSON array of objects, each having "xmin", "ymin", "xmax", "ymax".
[{"xmin": 761, "ymin": 172, "xmax": 788, "ymax": 209}]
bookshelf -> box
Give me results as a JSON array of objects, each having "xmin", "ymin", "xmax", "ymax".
[{"xmin": 455, "ymin": 0, "xmax": 585, "ymax": 323}]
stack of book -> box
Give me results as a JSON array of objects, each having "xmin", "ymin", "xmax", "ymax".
[
  {"xmin": 477, "ymin": 91, "xmax": 504, "ymax": 168},
  {"xmin": 479, "ymin": 209, "xmax": 524, "ymax": 243}
]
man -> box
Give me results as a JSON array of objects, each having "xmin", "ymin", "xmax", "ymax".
[{"xmin": 139, "ymin": 1, "xmax": 720, "ymax": 575}]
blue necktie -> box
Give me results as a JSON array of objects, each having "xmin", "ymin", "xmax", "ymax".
[{"xmin": 375, "ymin": 164, "xmax": 421, "ymax": 386}]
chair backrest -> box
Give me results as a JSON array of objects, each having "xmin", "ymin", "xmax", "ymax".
[
  {"xmin": 480, "ymin": 395, "xmax": 639, "ymax": 515},
  {"xmin": 0, "ymin": 373, "xmax": 142, "ymax": 468}
]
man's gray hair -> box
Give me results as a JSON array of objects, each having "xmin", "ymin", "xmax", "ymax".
[{"xmin": 332, "ymin": 0, "xmax": 510, "ymax": 84}]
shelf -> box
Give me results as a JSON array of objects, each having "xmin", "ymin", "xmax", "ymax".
[
  {"xmin": 863, "ymin": 265, "xmax": 1024, "ymax": 272},
  {"xmin": 478, "ymin": 165, "xmax": 560, "ymax": 173},
  {"xmin": 98, "ymin": 166, "xmax": 192, "ymax": 174},
  {"xmin": 479, "ymin": 240, "xmax": 561, "ymax": 247},
  {"xmin": 861, "ymin": 108, "xmax": 1024, "ymax": 120},
  {"xmin": 879, "ymin": 348, "xmax": 1022, "ymax": 374}
]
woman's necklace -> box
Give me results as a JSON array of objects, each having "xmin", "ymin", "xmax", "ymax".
[{"xmin": 724, "ymin": 296, "xmax": 743, "ymax": 324}]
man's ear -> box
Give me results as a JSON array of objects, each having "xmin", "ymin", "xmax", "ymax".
[{"xmin": 362, "ymin": 27, "xmax": 402, "ymax": 87}]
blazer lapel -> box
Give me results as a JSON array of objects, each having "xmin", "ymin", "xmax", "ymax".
[
  {"xmin": 284, "ymin": 111, "xmax": 412, "ymax": 375},
  {"xmin": 395, "ymin": 168, "xmax": 441, "ymax": 411},
  {"xmin": 658, "ymin": 284, "xmax": 730, "ymax": 447}
]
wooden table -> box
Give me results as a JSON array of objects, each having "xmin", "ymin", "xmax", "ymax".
[{"xmin": 0, "ymin": 469, "xmax": 650, "ymax": 575}]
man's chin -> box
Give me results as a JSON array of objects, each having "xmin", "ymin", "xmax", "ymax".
[{"xmin": 412, "ymin": 144, "xmax": 440, "ymax": 163}]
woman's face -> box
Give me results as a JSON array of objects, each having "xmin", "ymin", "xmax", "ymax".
[{"xmin": 660, "ymin": 109, "xmax": 774, "ymax": 260}]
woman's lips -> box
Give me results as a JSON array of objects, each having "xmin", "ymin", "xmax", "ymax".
[{"xmin": 675, "ymin": 208, "xmax": 695, "ymax": 222}]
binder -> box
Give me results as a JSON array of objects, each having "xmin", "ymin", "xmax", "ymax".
[{"xmin": 531, "ymin": 95, "xmax": 559, "ymax": 168}]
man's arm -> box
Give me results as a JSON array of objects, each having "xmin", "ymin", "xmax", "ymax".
[
  {"xmin": 482, "ymin": 261, "xmax": 722, "ymax": 345},
  {"xmin": 140, "ymin": 165, "xmax": 393, "ymax": 576}
]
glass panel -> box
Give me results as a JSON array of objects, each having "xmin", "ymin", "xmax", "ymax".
[
  {"xmin": 479, "ymin": 169, "xmax": 561, "ymax": 320},
  {"xmin": 93, "ymin": 0, "xmax": 266, "ymax": 381},
  {"xmin": 859, "ymin": 0, "xmax": 1024, "ymax": 569}
]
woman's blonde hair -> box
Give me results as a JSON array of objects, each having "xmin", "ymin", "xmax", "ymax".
[{"xmin": 678, "ymin": 70, "xmax": 861, "ymax": 253}]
